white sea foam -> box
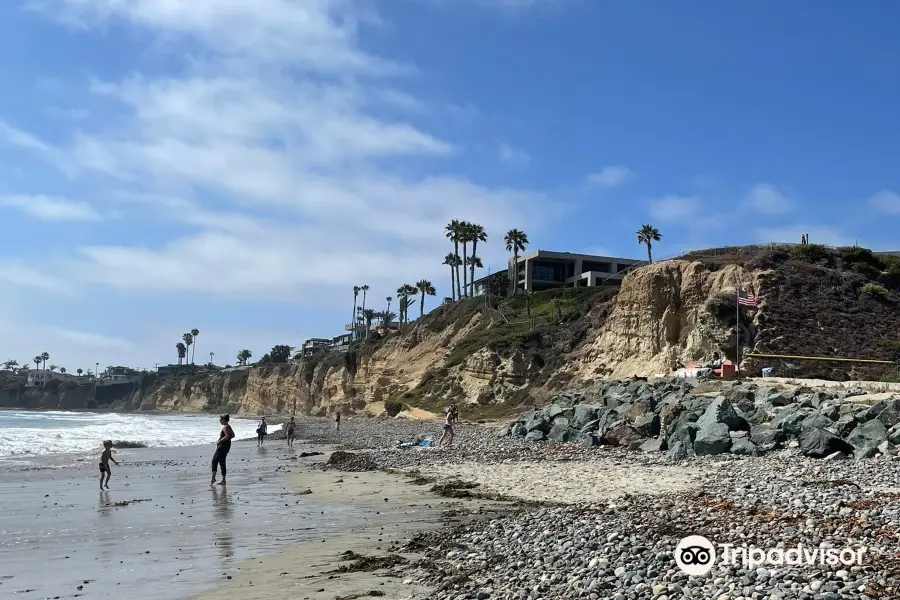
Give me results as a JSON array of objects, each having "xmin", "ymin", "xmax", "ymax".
[{"xmin": 0, "ymin": 411, "xmax": 270, "ymax": 459}]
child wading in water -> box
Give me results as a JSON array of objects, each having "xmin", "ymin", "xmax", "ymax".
[{"xmin": 99, "ymin": 440, "xmax": 119, "ymax": 489}]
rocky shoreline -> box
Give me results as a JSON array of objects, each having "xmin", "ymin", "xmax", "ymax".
[
  {"xmin": 503, "ymin": 379, "xmax": 900, "ymax": 461},
  {"xmin": 286, "ymin": 384, "xmax": 900, "ymax": 600}
]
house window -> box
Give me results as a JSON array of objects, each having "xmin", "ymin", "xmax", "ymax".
[
  {"xmin": 532, "ymin": 264, "xmax": 563, "ymax": 281},
  {"xmin": 583, "ymin": 261, "xmax": 612, "ymax": 273}
]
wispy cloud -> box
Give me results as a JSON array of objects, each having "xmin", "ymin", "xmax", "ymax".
[
  {"xmin": 586, "ymin": 166, "xmax": 632, "ymax": 187},
  {"xmin": 0, "ymin": 194, "xmax": 102, "ymax": 221},
  {"xmin": 44, "ymin": 327, "xmax": 135, "ymax": 351},
  {"xmin": 498, "ymin": 142, "xmax": 530, "ymax": 166},
  {"xmin": 744, "ymin": 183, "xmax": 793, "ymax": 215},
  {"xmin": 0, "ymin": 261, "xmax": 71, "ymax": 292},
  {"xmin": 870, "ymin": 190, "xmax": 900, "ymax": 214},
  {"xmin": 648, "ymin": 195, "xmax": 700, "ymax": 221}
]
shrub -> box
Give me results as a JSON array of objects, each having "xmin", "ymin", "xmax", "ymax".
[
  {"xmin": 790, "ymin": 244, "xmax": 835, "ymax": 266},
  {"xmin": 384, "ymin": 397, "xmax": 405, "ymax": 417},
  {"xmin": 881, "ymin": 372, "xmax": 900, "ymax": 384},
  {"xmin": 705, "ymin": 293, "xmax": 735, "ymax": 320},
  {"xmin": 861, "ymin": 282, "xmax": 891, "ymax": 301}
]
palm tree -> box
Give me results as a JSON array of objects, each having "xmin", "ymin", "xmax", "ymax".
[
  {"xmin": 637, "ymin": 224, "xmax": 662, "ymax": 263},
  {"xmin": 352, "ymin": 286, "xmax": 360, "ymax": 339},
  {"xmin": 33, "ymin": 356, "xmax": 42, "ymax": 370},
  {"xmin": 466, "ymin": 255, "xmax": 483, "ymax": 293},
  {"xmin": 40, "ymin": 352, "xmax": 49, "ymax": 370},
  {"xmin": 416, "ymin": 279, "xmax": 437, "ymax": 319},
  {"xmin": 381, "ymin": 310, "xmax": 397, "ymax": 328},
  {"xmin": 468, "ymin": 223, "xmax": 487, "ymax": 297},
  {"xmin": 445, "ymin": 220, "xmax": 464, "ymax": 301},
  {"xmin": 182, "ymin": 333, "xmax": 194, "ymax": 364},
  {"xmin": 237, "ymin": 349, "xmax": 252, "ymax": 366},
  {"xmin": 177, "ymin": 342, "xmax": 188, "ymax": 364},
  {"xmin": 386, "ymin": 296, "xmax": 392, "ymax": 315},
  {"xmin": 362, "ymin": 308, "xmax": 377, "ymax": 338},
  {"xmin": 443, "ymin": 253, "xmax": 459, "ymax": 301},
  {"xmin": 77, "ymin": 368, "xmax": 83, "ymax": 377},
  {"xmin": 190, "ymin": 328, "xmax": 200, "ymax": 364},
  {"xmin": 49, "ymin": 365, "xmax": 58, "ymax": 372},
  {"xmin": 459, "ymin": 222, "xmax": 474, "ymax": 297},
  {"xmin": 2, "ymin": 359, "xmax": 17, "ymax": 370},
  {"xmin": 504, "ymin": 229, "xmax": 529, "ymax": 295},
  {"xmin": 360, "ymin": 284, "xmax": 370, "ymax": 324}
]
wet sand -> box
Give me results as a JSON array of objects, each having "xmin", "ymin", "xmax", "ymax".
[
  {"xmin": 0, "ymin": 438, "xmax": 488, "ymax": 600},
  {"xmin": 0, "ymin": 440, "xmax": 383, "ymax": 600}
]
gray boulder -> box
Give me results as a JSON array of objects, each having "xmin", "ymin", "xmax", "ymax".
[
  {"xmin": 730, "ymin": 438, "xmax": 758, "ymax": 456},
  {"xmin": 524, "ymin": 430, "xmax": 545, "ymax": 443},
  {"xmin": 750, "ymin": 424, "xmax": 786, "ymax": 452},
  {"xmin": 640, "ymin": 437, "xmax": 665, "ymax": 453},
  {"xmin": 580, "ymin": 418, "xmax": 601, "ymax": 435},
  {"xmin": 800, "ymin": 411, "xmax": 834, "ymax": 431},
  {"xmin": 888, "ymin": 423, "xmax": 900, "ymax": 445},
  {"xmin": 667, "ymin": 422, "xmax": 699, "ymax": 448},
  {"xmin": 696, "ymin": 396, "xmax": 749, "ymax": 432},
  {"xmin": 603, "ymin": 422, "xmax": 644, "ymax": 447},
  {"xmin": 876, "ymin": 399, "xmax": 900, "ymax": 429},
  {"xmin": 525, "ymin": 412, "xmax": 550, "ymax": 433},
  {"xmin": 847, "ymin": 420, "xmax": 888, "ymax": 458},
  {"xmin": 546, "ymin": 418, "xmax": 571, "ymax": 443},
  {"xmin": 667, "ymin": 440, "xmax": 690, "ymax": 461},
  {"xmin": 771, "ymin": 405, "xmax": 814, "ymax": 436},
  {"xmin": 572, "ymin": 404, "xmax": 603, "ymax": 429},
  {"xmin": 581, "ymin": 434, "xmax": 600, "ymax": 448},
  {"xmin": 855, "ymin": 401, "xmax": 887, "ymax": 423},
  {"xmin": 546, "ymin": 404, "xmax": 565, "ymax": 420},
  {"xmin": 694, "ymin": 422, "xmax": 732, "ymax": 456},
  {"xmin": 799, "ymin": 427, "xmax": 853, "ymax": 458}
]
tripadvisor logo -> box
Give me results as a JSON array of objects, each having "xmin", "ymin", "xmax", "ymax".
[{"xmin": 674, "ymin": 535, "xmax": 867, "ymax": 576}]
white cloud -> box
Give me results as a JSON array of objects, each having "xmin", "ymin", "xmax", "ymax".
[
  {"xmin": 870, "ymin": 190, "xmax": 900, "ymax": 214},
  {"xmin": 498, "ymin": 142, "xmax": 530, "ymax": 166},
  {"xmin": 0, "ymin": 194, "xmax": 102, "ymax": 221},
  {"xmin": 754, "ymin": 225, "xmax": 855, "ymax": 247},
  {"xmin": 0, "ymin": 261, "xmax": 72, "ymax": 292},
  {"xmin": 744, "ymin": 183, "xmax": 793, "ymax": 215},
  {"xmin": 44, "ymin": 327, "xmax": 135, "ymax": 352},
  {"xmin": 648, "ymin": 195, "xmax": 700, "ymax": 221},
  {"xmin": 586, "ymin": 166, "xmax": 632, "ymax": 187},
  {"xmin": 8, "ymin": 0, "xmax": 553, "ymax": 310}
]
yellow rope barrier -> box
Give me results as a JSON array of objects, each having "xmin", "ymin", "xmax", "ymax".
[{"xmin": 745, "ymin": 353, "xmax": 894, "ymax": 365}]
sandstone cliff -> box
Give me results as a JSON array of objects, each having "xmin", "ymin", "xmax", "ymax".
[{"xmin": 6, "ymin": 245, "xmax": 899, "ymax": 417}]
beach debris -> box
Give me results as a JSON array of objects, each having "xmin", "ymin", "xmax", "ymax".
[
  {"xmin": 330, "ymin": 551, "xmax": 408, "ymax": 574},
  {"xmin": 298, "ymin": 488, "xmax": 313, "ymax": 495},
  {"xmin": 104, "ymin": 498, "xmax": 152, "ymax": 507},
  {"xmin": 325, "ymin": 451, "xmax": 378, "ymax": 472}
]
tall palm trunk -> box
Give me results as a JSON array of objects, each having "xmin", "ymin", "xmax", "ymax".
[
  {"xmin": 470, "ymin": 238, "xmax": 479, "ymax": 297},
  {"xmin": 646, "ymin": 243, "xmax": 653, "ymax": 263},
  {"xmin": 461, "ymin": 242, "xmax": 469, "ymax": 298},
  {"xmin": 420, "ymin": 291, "xmax": 425, "ymax": 319},
  {"xmin": 352, "ymin": 296, "xmax": 358, "ymax": 339},
  {"xmin": 454, "ymin": 241, "xmax": 462, "ymax": 300},
  {"xmin": 449, "ymin": 262, "xmax": 456, "ymax": 301},
  {"xmin": 512, "ymin": 249, "xmax": 519, "ymax": 295}
]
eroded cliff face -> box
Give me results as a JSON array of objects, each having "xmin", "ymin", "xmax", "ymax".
[
  {"xmin": 0, "ymin": 259, "xmax": 764, "ymax": 416},
  {"xmin": 566, "ymin": 260, "xmax": 759, "ymax": 379}
]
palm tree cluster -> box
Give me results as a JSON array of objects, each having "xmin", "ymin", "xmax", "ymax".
[
  {"xmin": 236, "ymin": 349, "xmax": 252, "ymax": 365},
  {"xmin": 443, "ymin": 220, "xmax": 488, "ymax": 300},
  {"xmin": 176, "ymin": 328, "xmax": 200, "ymax": 365}
]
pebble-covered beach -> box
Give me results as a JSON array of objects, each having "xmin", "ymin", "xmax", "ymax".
[{"xmin": 294, "ymin": 415, "xmax": 900, "ymax": 600}]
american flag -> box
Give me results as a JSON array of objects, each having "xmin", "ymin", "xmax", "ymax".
[{"xmin": 738, "ymin": 289, "xmax": 758, "ymax": 308}]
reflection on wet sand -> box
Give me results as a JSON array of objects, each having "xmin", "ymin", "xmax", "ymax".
[{"xmin": 211, "ymin": 486, "xmax": 233, "ymax": 560}]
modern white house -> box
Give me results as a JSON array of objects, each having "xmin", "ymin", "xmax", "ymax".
[
  {"xmin": 26, "ymin": 370, "xmax": 79, "ymax": 387},
  {"xmin": 472, "ymin": 250, "xmax": 645, "ymax": 296},
  {"xmin": 97, "ymin": 366, "xmax": 141, "ymax": 386}
]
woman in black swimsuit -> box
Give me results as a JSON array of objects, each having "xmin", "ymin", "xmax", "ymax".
[{"xmin": 211, "ymin": 414, "xmax": 235, "ymax": 486}]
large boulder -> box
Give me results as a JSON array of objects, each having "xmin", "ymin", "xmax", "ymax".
[
  {"xmin": 750, "ymin": 424, "xmax": 786, "ymax": 452},
  {"xmin": 799, "ymin": 411, "xmax": 834, "ymax": 431},
  {"xmin": 696, "ymin": 396, "xmax": 749, "ymax": 432},
  {"xmin": 667, "ymin": 422, "xmax": 699, "ymax": 448},
  {"xmin": 603, "ymin": 422, "xmax": 645, "ymax": 448},
  {"xmin": 694, "ymin": 422, "xmax": 732, "ymax": 456},
  {"xmin": 730, "ymin": 438, "xmax": 758, "ymax": 456},
  {"xmin": 546, "ymin": 404, "xmax": 565, "ymax": 421},
  {"xmin": 799, "ymin": 427, "xmax": 853, "ymax": 458},
  {"xmin": 546, "ymin": 418, "xmax": 571, "ymax": 443},
  {"xmin": 771, "ymin": 405, "xmax": 814, "ymax": 436},
  {"xmin": 888, "ymin": 423, "xmax": 900, "ymax": 445},
  {"xmin": 847, "ymin": 420, "xmax": 889, "ymax": 458},
  {"xmin": 524, "ymin": 430, "xmax": 546, "ymax": 443},
  {"xmin": 640, "ymin": 437, "xmax": 665, "ymax": 453},
  {"xmin": 876, "ymin": 399, "xmax": 900, "ymax": 429},
  {"xmin": 667, "ymin": 440, "xmax": 690, "ymax": 461},
  {"xmin": 572, "ymin": 404, "xmax": 603, "ymax": 429},
  {"xmin": 525, "ymin": 412, "xmax": 551, "ymax": 433}
]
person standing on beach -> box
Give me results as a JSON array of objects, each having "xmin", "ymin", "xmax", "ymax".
[
  {"xmin": 438, "ymin": 412, "xmax": 455, "ymax": 447},
  {"xmin": 285, "ymin": 417, "xmax": 296, "ymax": 448},
  {"xmin": 98, "ymin": 440, "xmax": 119, "ymax": 489},
  {"xmin": 211, "ymin": 414, "xmax": 235, "ymax": 486},
  {"xmin": 257, "ymin": 416, "xmax": 268, "ymax": 447},
  {"xmin": 335, "ymin": 410, "xmax": 341, "ymax": 432}
]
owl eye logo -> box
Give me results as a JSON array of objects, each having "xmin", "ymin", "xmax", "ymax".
[{"xmin": 674, "ymin": 536, "xmax": 716, "ymax": 576}]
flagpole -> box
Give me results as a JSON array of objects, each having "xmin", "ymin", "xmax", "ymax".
[{"xmin": 735, "ymin": 281, "xmax": 741, "ymax": 379}]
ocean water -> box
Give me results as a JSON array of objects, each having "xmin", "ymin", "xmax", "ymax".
[{"xmin": 0, "ymin": 410, "xmax": 265, "ymax": 461}]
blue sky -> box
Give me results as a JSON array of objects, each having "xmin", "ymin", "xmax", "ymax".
[{"xmin": 1, "ymin": 0, "xmax": 899, "ymax": 372}]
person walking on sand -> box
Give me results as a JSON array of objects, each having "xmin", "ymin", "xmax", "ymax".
[
  {"xmin": 335, "ymin": 409, "xmax": 341, "ymax": 432},
  {"xmin": 285, "ymin": 416, "xmax": 296, "ymax": 448},
  {"xmin": 99, "ymin": 440, "xmax": 119, "ymax": 489},
  {"xmin": 438, "ymin": 412, "xmax": 455, "ymax": 447},
  {"xmin": 211, "ymin": 414, "xmax": 235, "ymax": 486},
  {"xmin": 257, "ymin": 416, "xmax": 268, "ymax": 447}
]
